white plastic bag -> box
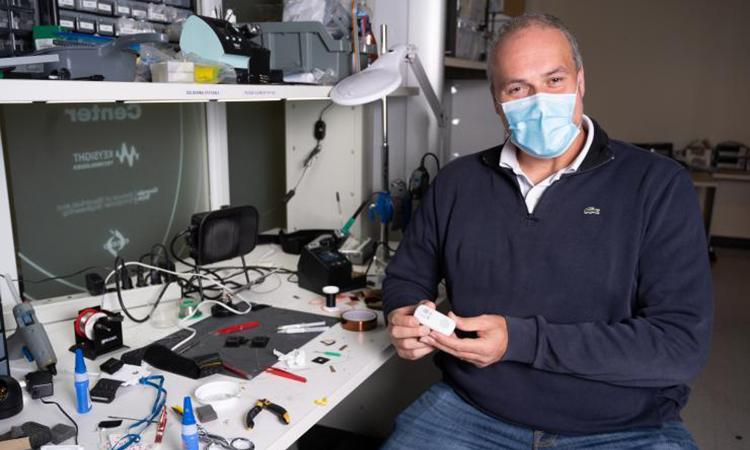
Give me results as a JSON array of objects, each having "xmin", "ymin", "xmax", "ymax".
[
  {"xmin": 283, "ymin": 0, "xmax": 351, "ymax": 40},
  {"xmin": 283, "ymin": 0, "xmax": 325, "ymax": 23}
]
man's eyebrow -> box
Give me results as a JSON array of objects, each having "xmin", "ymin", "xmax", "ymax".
[
  {"xmin": 501, "ymin": 78, "xmax": 528, "ymax": 88},
  {"xmin": 500, "ymin": 67, "xmax": 570, "ymax": 87},
  {"xmin": 544, "ymin": 66, "xmax": 568, "ymax": 77}
]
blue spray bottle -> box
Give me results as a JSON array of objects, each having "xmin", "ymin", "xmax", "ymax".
[
  {"xmin": 74, "ymin": 348, "xmax": 91, "ymax": 413},
  {"xmin": 181, "ymin": 396, "xmax": 199, "ymax": 450}
]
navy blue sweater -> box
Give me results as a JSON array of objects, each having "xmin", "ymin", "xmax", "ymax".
[{"xmin": 383, "ymin": 120, "xmax": 713, "ymax": 434}]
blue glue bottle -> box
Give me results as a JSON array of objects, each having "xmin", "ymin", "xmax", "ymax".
[
  {"xmin": 181, "ymin": 396, "xmax": 199, "ymax": 450},
  {"xmin": 74, "ymin": 348, "xmax": 91, "ymax": 413}
]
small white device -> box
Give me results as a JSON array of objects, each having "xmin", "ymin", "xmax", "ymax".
[{"xmin": 414, "ymin": 305, "xmax": 455, "ymax": 336}]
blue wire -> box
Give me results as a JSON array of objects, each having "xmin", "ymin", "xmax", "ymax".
[{"xmin": 110, "ymin": 375, "xmax": 167, "ymax": 450}]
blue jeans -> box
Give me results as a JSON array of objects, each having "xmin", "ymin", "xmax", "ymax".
[{"xmin": 382, "ymin": 382, "xmax": 698, "ymax": 450}]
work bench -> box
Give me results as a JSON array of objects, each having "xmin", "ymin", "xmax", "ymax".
[{"xmin": 6, "ymin": 244, "xmax": 396, "ymax": 449}]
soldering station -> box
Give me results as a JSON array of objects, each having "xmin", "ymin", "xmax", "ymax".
[{"xmin": 0, "ymin": 162, "xmax": 440, "ymax": 447}]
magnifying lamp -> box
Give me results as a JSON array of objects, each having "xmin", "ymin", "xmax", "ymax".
[
  {"xmin": 330, "ymin": 44, "xmax": 446, "ymax": 127},
  {"xmin": 330, "ymin": 33, "xmax": 446, "ymax": 264}
]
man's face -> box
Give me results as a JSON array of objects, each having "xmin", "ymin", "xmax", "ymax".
[{"xmin": 491, "ymin": 25, "xmax": 585, "ymax": 128}]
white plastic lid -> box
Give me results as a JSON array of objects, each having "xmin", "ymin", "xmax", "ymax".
[{"xmin": 322, "ymin": 285, "xmax": 340, "ymax": 295}]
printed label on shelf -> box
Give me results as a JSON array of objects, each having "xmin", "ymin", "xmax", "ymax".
[
  {"xmin": 149, "ymin": 12, "xmax": 167, "ymax": 22},
  {"xmin": 116, "ymin": 5, "xmax": 129, "ymax": 14},
  {"xmin": 132, "ymin": 9, "xmax": 147, "ymax": 18},
  {"xmin": 82, "ymin": 0, "xmax": 97, "ymax": 9},
  {"xmin": 99, "ymin": 24, "xmax": 114, "ymax": 32},
  {"xmin": 59, "ymin": 18, "xmax": 75, "ymax": 28},
  {"xmin": 98, "ymin": 2, "xmax": 112, "ymax": 12},
  {"xmin": 58, "ymin": 0, "xmax": 75, "ymax": 7},
  {"xmin": 79, "ymin": 21, "xmax": 95, "ymax": 30}
]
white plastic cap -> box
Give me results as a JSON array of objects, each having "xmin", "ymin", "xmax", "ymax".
[{"xmin": 322, "ymin": 286, "xmax": 340, "ymax": 295}]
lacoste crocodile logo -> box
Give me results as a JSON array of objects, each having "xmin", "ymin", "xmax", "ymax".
[{"xmin": 583, "ymin": 206, "xmax": 600, "ymax": 215}]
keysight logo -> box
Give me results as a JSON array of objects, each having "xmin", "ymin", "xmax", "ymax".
[
  {"xmin": 115, "ymin": 143, "xmax": 140, "ymax": 167},
  {"xmin": 72, "ymin": 143, "xmax": 141, "ymax": 171}
]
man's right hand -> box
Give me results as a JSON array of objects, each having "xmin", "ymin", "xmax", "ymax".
[{"xmin": 388, "ymin": 300, "xmax": 437, "ymax": 360}]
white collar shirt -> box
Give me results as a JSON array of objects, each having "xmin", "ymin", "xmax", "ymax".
[{"xmin": 499, "ymin": 114, "xmax": 595, "ymax": 214}]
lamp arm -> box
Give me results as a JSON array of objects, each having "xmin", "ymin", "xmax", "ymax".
[{"xmin": 405, "ymin": 51, "xmax": 447, "ymax": 128}]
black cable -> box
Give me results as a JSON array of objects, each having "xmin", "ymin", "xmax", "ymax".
[
  {"xmin": 364, "ymin": 242, "xmax": 381, "ymax": 278},
  {"xmin": 150, "ymin": 243, "xmax": 169, "ymax": 262},
  {"xmin": 318, "ymin": 101, "xmax": 333, "ymax": 121},
  {"xmin": 284, "ymin": 102, "xmax": 332, "ymax": 204},
  {"xmin": 169, "ymin": 229, "xmax": 193, "ymax": 268},
  {"xmin": 20, "ymin": 265, "xmax": 106, "ymax": 284},
  {"xmin": 420, "ymin": 152, "xmax": 441, "ymax": 171},
  {"xmin": 114, "ymin": 256, "xmax": 171, "ymax": 323},
  {"xmin": 41, "ymin": 398, "xmax": 79, "ymax": 445}
]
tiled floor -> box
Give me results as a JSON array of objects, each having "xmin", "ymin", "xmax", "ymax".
[{"xmin": 682, "ymin": 248, "xmax": 750, "ymax": 449}]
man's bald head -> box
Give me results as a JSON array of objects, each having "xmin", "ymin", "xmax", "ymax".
[{"xmin": 487, "ymin": 13, "xmax": 582, "ymax": 85}]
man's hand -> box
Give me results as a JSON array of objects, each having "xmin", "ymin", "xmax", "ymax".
[
  {"xmin": 388, "ymin": 300, "xmax": 437, "ymax": 360},
  {"xmin": 421, "ymin": 312, "xmax": 508, "ymax": 368}
]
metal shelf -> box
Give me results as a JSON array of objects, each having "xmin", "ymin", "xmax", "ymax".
[
  {"xmin": 444, "ymin": 56, "xmax": 486, "ymax": 71},
  {"xmin": 0, "ymin": 79, "xmax": 419, "ymax": 104}
]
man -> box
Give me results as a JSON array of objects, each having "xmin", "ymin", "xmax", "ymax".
[{"xmin": 382, "ymin": 13, "xmax": 712, "ymax": 450}]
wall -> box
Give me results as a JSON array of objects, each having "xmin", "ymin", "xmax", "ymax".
[
  {"xmin": 227, "ymin": 102, "xmax": 286, "ymax": 232},
  {"xmin": 525, "ymin": 0, "xmax": 750, "ymax": 149},
  {"xmin": 518, "ymin": 0, "xmax": 750, "ymax": 239},
  {"xmin": 444, "ymin": 79, "xmax": 505, "ymax": 159}
]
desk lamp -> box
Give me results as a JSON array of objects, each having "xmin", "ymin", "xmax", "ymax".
[{"xmin": 330, "ymin": 25, "xmax": 446, "ymax": 263}]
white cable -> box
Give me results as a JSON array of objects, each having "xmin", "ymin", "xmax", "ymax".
[
  {"xmin": 103, "ymin": 261, "xmax": 251, "ymax": 304},
  {"xmin": 250, "ymin": 271, "xmax": 283, "ymax": 294},
  {"xmin": 171, "ymin": 297, "xmax": 253, "ymax": 352}
]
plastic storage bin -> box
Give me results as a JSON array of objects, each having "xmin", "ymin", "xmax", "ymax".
[
  {"xmin": 97, "ymin": 17, "xmax": 114, "ymax": 35},
  {"xmin": 58, "ymin": 13, "xmax": 76, "ymax": 29},
  {"xmin": 96, "ymin": 0, "xmax": 114, "ymax": 15},
  {"xmin": 75, "ymin": 14, "xmax": 96, "ymax": 32},
  {"xmin": 76, "ymin": 0, "xmax": 98, "ymax": 13},
  {"xmin": 249, "ymin": 21, "xmax": 351, "ymax": 82},
  {"xmin": 11, "ymin": 9, "xmax": 35, "ymax": 31}
]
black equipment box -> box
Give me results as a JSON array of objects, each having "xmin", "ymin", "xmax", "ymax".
[{"xmin": 297, "ymin": 234, "xmax": 366, "ymax": 295}]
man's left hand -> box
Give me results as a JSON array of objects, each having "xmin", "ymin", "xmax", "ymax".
[{"xmin": 421, "ymin": 312, "xmax": 509, "ymax": 368}]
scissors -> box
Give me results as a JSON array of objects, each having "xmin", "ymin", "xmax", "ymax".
[{"xmin": 198, "ymin": 425, "xmax": 254, "ymax": 450}]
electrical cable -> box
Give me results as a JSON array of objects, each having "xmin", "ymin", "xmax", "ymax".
[
  {"xmin": 104, "ymin": 261, "xmax": 251, "ymax": 304},
  {"xmin": 420, "ymin": 152, "xmax": 441, "ymax": 171},
  {"xmin": 284, "ymin": 102, "xmax": 332, "ymax": 204},
  {"xmin": 169, "ymin": 229, "xmax": 192, "ymax": 269},
  {"xmin": 16, "ymin": 265, "xmax": 107, "ymax": 284},
  {"xmin": 171, "ymin": 294, "xmax": 253, "ymax": 352},
  {"xmin": 364, "ymin": 242, "xmax": 381, "ymax": 277},
  {"xmin": 109, "ymin": 375, "xmax": 166, "ymax": 450},
  {"xmin": 113, "ymin": 258, "xmax": 172, "ymax": 324},
  {"xmin": 104, "ymin": 260, "xmax": 253, "ymax": 335},
  {"xmin": 318, "ymin": 101, "xmax": 333, "ymax": 121},
  {"xmin": 40, "ymin": 398, "xmax": 79, "ymax": 445}
]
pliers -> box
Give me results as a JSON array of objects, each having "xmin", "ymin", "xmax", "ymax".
[{"xmin": 244, "ymin": 399, "xmax": 291, "ymax": 430}]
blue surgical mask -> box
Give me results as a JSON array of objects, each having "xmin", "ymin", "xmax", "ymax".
[{"xmin": 500, "ymin": 91, "xmax": 580, "ymax": 159}]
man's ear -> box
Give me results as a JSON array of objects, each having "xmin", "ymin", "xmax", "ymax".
[
  {"xmin": 578, "ymin": 67, "xmax": 586, "ymax": 98},
  {"xmin": 490, "ymin": 84, "xmax": 503, "ymax": 116}
]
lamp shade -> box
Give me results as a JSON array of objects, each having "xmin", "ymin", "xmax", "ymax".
[{"xmin": 330, "ymin": 45, "xmax": 410, "ymax": 106}]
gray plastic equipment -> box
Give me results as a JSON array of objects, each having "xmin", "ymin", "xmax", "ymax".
[{"xmin": 247, "ymin": 21, "xmax": 351, "ymax": 82}]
